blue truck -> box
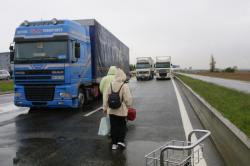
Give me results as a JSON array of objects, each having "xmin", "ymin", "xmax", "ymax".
[{"xmin": 9, "ymin": 19, "xmax": 129, "ymax": 110}]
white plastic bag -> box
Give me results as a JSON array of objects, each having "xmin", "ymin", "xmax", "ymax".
[{"xmin": 98, "ymin": 116, "xmax": 110, "ymax": 136}]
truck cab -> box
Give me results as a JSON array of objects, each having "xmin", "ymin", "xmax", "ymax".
[
  {"xmin": 135, "ymin": 57, "xmax": 154, "ymax": 81},
  {"xmin": 155, "ymin": 56, "xmax": 172, "ymax": 80},
  {"xmin": 10, "ymin": 19, "xmax": 93, "ymax": 110}
]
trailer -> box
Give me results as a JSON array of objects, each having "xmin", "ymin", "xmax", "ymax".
[{"xmin": 10, "ymin": 18, "xmax": 129, "ymax": 110}]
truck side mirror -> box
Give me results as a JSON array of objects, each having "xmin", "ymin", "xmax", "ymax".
[
  {"xmin": 75, "ymin": 43, "xmax": 80, "ymax": 58},
  {"xmin": 9, "ymin": 45, "xmax": 14, "ymax": 62}
]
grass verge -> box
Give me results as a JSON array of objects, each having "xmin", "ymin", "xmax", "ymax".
[
  {"xmin": 0, "ymin": 80, "xmax": 14, "ymax": 93},
  {"xmin": 177, "ymin": 74, "xmax": 250, "ymax": 138}
]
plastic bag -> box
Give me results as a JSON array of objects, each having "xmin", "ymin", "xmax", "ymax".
[{"xmin": 98, "ymin": 116, "xmax": 110, "ymax": 136}]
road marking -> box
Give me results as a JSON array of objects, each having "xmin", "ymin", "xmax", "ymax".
[
  {"xmin": 172, "ymin": 79, "xmax": 207, "ymax": 166},
  {"xmin": 84, "ymin": 107, "xmax": 102, "ymax": 117}
]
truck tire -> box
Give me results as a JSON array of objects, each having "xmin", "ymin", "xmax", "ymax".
[{"xmin": 77, "ymin": 90, "xmax": 85, "ymax": 111}]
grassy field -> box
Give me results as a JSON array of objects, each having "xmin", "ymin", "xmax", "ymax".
[
  {"xmin": 0, "ymin": 80, "xmax": 14, "ymax": 93},
  {"xmin": 195, "ymin": 72, "xmax": 250, "ymax": 82},
  {"xmin": 177, "ymin": 74, "xmax": 250, "ymax": 138}
]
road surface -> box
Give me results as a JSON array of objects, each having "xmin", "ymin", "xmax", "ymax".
[
  {"xmin": 179, "ymin": 73, "xmax": 250, "ymax": 94},
  {"xmin": 0, "ymin": 78, "xmax": 225, "ymax": 166}
]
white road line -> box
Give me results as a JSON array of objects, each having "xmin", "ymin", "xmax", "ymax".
[
  {"xmin": 172, "ymin": 79, "xmax": 207, "ymax": 166},
  {"xmin": 84, "ymin": 107, "xmax": 102, "ymax": 117}
]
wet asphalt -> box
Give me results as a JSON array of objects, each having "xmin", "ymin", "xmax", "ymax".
[{"xmin": 0, "ymin": 78, "xmax": 225, "ymax": 166}]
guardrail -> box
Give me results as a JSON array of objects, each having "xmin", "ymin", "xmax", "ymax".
[{"xmin": 175, "ymin": 76, "xmax": 250, "ymax": 166}]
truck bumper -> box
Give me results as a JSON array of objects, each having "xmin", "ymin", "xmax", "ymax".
[
  {"xmin": 136, "ymin": 74, "xmax": 150, "ymax": 80},
  {"xmin": 14, "ymin": 99, "xmax": 77, "ymax": 108},
  {"xmin": 14, "ymin": 84, "xmax": 79, "ymax": 108},
  {"xmin": 156, "ymin": 73, "xmax": 171, "ymax": 79}
]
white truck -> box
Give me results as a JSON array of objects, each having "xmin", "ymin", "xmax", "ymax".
[
  {"xmin": 136, "ymin": 57, "xmax": 154, "ymax": 81},
  {"xmin": 155, "ymin": 56, "xmax": 172, "ymax": 80}
]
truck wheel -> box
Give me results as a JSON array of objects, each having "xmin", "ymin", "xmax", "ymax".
[{"xmin": 77, "ymin": 91, "xmax": 85, "ymax": 111}]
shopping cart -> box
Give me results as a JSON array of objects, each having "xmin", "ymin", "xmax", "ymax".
[{"xmin": 145, "ymin": 129, "xmax": 211, "ymax": 166}]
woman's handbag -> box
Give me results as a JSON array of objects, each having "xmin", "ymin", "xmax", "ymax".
[{"xmin": 127, "ymin": 108, "xmax": 136, "ymax": 121}]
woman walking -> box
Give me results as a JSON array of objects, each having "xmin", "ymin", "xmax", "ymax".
[{"xmin": 103, "ymin": 68, "xmax": 132, "ymax": 150}]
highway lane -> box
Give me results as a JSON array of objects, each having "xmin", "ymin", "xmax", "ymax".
[
  {"xmin": 0, "ymin": 78, "xmax": 224, "ymax": 166},
  {"xmin": 179, "ymin": 73, "xmax": 250, "ymax": 94}
]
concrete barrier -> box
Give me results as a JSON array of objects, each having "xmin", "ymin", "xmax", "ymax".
[{"xmin": 175, "ymin": 76, "xmax": 250, "ymax": 166}]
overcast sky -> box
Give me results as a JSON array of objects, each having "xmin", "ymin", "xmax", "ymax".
[{"xmin": 0, "ymin": 0, "xmax": 250, "ymax": 69}]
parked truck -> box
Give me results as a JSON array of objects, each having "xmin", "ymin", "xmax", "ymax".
[
  {"xmin": 155, "ymin": 56, "xmax": 172, "ymax": 80},
  {"xmin": 9, "ymin": 19, "xmax": 129, "ymax": 111},
  {"xmin": 135, "ymin": 57, "xmax": 154, "ymax": 81}
]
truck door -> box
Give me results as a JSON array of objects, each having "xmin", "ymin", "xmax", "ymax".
[{"xmin": 70, "ymin": 41, "xmax": 81, "ymax": 83}]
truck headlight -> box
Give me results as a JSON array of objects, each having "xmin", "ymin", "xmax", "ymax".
[
  {"xmin": 59, "ymin": 92, "xmax": 71, "ymax": 98},
  {"xmin": 15, "ymin": 92, "xmax": 21, "ymax": 97},
  {"xmin": 15, "ymin": 71, "xmax": 25, "ymax": 75},
  {"xmin": 52, "ymin": 70, "xmax": 64, "ymax": 74},
  {"xmin": 52, "ymin": 75, "xmax": 64, "ymax": 80}
]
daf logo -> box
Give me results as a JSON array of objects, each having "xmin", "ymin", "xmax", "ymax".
[{"xmin": 31, "ymin": 64, "xmax": 46, "ymax": 70}]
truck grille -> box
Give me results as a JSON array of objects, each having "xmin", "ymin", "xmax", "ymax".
[
  {"xmin": 24, "ymin": 85, "xmax": 55, "ymax": 101},
  {"xmin": 159, "ymin": 69, "xmax": 167, "ymax": 73},
  {"xmin": 159, "ymin": 73, "xmax": 167, "ymax": 77},
  {"xmin": 15, "ymin": 76, "xmax": 51, "ymax": 80},
  {"xmin": 139, "ymin": 71, "xmax": 149, "ymax": 74}
]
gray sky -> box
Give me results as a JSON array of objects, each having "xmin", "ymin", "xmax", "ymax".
[{"xmin": 0, "ymin": 0, "xmax": 250, "ymax": 69}]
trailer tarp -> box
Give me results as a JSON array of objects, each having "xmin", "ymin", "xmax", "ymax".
[{"xmin": 75, "ymin": 19, "xmax": 129, "ymax": 82}]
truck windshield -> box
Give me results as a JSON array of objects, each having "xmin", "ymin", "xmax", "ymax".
[
  {"xmin": 156, "ymin": 62, "xmax": 170, "ymax": 68},
  {"xmin": 136, "ymin": 63, "xmax": 150, "ymax": 69},
  {"xmin": 15, "ymin": 41, "xmax": 68, "ymax": 63}
]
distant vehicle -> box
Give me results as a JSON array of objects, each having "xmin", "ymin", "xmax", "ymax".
[
  {"xmin": 155, "ymin": 56, "xmax": 172, "ymax": 80},
  {"xmin": 136, "ymin": 57, "xmax": 154, "ymax": 81},
  {"xmin": 10, "ymin": 19, "xmax": 129, "ymax": 110},
  {"xmin": 0, "ymin": 70, "xmax": 11, "ymax": 80}
]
